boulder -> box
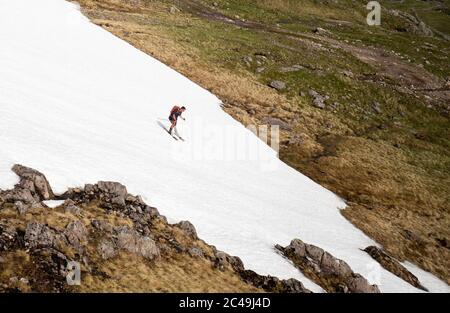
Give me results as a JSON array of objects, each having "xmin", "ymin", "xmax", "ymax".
[
  {"xmin": 97, "ymin": 181, "xmax": 127, "ymax": 198},
  {"xmin": 268, "ymin": 80, "xmax": 286, "ymax": 91},
  {"xmin": 214, "ymin": 251, "xmax": 245, "ymax": 272},
  {"xmin": 97, "ymin": 181, "xmax": 127, "ymax": 207},
  {"xmin": 24, "ymin": 222, "xmax": 58, "ymax": 248},
  {"xmin": 91, "ymin": 219, "xmax": 114, "ymax": 233},
  {"xmin": 64, "ymin": 220, "xmax": 88, "ymax": 252},
  {"xmin": 63, "ymin": 199, "xmax": 81, "ymax": 215},
  {"xmin": 114, "ymin": 226, "xmax": 160, "ymax": 260},
  {"xmin": 175, "ymin": 221, "xmax": 198, "ymax": 239},
  {"xmin": 12, "ymin": 164, "xmax": 54, "ymax": 200},
  {"xmin": 1, "ymin": 188, "xmax": 35, "ymax": 204}
]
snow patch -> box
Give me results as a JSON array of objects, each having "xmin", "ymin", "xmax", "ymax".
[{"xmin": 42, "ymin": 200, "xmax": 65, "ymax": 209}]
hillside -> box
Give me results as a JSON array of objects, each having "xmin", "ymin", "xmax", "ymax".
[
  {"xmin": 72, "ymin": 0, "xmax": 450, "ymax": 285},
  {"xmin": 0, "ymin": 0, "xmax": 448, "ymax": 293}
]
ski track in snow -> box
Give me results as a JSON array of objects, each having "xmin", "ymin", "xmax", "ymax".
[{"xmin": 0, "ymin": 0, "xmax": 448, "ymax": 293}]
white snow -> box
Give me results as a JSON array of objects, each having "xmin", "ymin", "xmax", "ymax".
[
  {"xmin": 0, "ymin": 0, "xmax": 447, "ymax": 293},
  {"xmin": 403, "ymin": 262, "xmax": 450, "ymax": 293},
  {"xmin": 42, "ymin": 200, "xmax": 65, "ymax": 208}
]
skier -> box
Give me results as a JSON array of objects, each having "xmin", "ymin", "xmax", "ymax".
[{"xmin": 168, "ymin": 105, "xmax": 186, "ymax": 137}]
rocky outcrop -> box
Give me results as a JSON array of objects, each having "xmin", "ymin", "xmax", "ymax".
[
  {"xmin": 363, "ymin": 246, "xmax": 428, "ymax": 291},
  {"xmin": 0, "ymin": 164, "xmax": 312, "ymax": 293},
  {"xmin": 276, "ymin": 239, "xmax": 380, "ymax": 293},
  {"xmin": 97, "ymin": 181, "xmax": 128, "ymax": 207},
  {"xmin": 0, "ymin": 165, "xmax": 55, "ymax": 218},
  {"xmin": 12, "ymin": 164, "xmax": 54, "ymax": 201},
  {"xmin": 389, "ymin": 9, "xmax": 433, "ymax": 37}
]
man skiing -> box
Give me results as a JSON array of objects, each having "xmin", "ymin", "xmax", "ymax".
[{"xmin": 168, "ymin": 105, "xmax": 186, "ymax": 137}]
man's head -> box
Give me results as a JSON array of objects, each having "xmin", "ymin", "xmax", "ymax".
[{"xmin": 181, "ymin": 106, "xmax": 186, "ymax": 112}]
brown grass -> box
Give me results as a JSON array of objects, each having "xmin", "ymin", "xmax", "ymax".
[{"xmin": 78, "ymin": 252, "xmax": 260, "ymax": 292}]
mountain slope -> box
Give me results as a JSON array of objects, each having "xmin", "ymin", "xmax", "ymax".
[{"xmin": 0, "ymin": 0, "xmax": 447, "ymax": 292}]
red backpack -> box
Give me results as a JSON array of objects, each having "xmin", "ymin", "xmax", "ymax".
[{"xmin": 170, "ymin": 106, "xmax": 180, "ymax": 116}]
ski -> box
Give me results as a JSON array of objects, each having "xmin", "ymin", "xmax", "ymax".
[{"xmin": 167, "ymin": 131, "xmax": 178, "ymax": 140}]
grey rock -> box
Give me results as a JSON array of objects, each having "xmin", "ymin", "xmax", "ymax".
[
  {"xmin": 0, "ymin": 222, "xmax": 18, "ymax": 251},
  {"xmin": 91, "ymin": 219, "xmax": 114, "ymax": 233},
  {"xmin": 305, "ymin": 244, "xmax": 324, "ymax": 261},
  {"xmin": 214, "ymin": 251, "xmax": 244, "ymax": 272},
  {"xmin": 115, "ymin": 226, "xmax": 160, "ymax": 260},
  {"xmin": 239, "ymin": 269, "xmax": 311, "ymax": 293},
  {"xmin": 15, "ymin": 201, "xmax": 29, "ymax": 215},
  {"xmin": 288, "ymin": 239, "xmax": 306, "ymax": 257},
  {"xmin": 188, "ymin": 247, "xmax": 204, "ymax": 258},
  {"xmin": 64, "ymin": 220, "xmax": 87, "ymax": 252},
  {"xmin": 84, "ymin": 183, "xmax": 96, "ymax": 195},
  {"xmin": 277, "ymin": 239, "xmax": 380, "ymax": 293},
  {"xmin": 111, "ymin": 195, "xmax": 126, "ymax": 207},
  {"xmin": 12, "ymin": 164, "xmax": 54, "ymax": 200},
  {"xmin": 175, "ymin": 221, "xmax": 198, "ymax": 239},
  {"xmin": 256, "ymin": 67, "xmax": 266, "ymax": 73},
  {"xmin": 268, "ymin": 80, "xmax": 287, "ymax": 91},
  {"xmin": 364, "ymin": 246, "xmax": 427, "ymax": 291},
  {"xmin": 98, "ymin": 239, "xmax": 117, "ymax": 260},
  {"xmin": 309, "ymin": 90, "xmax": 327, "ymax": 109},
  {"xmin": 98, "ymin": 181, "xmax": 127, "ymax": 207},
  {"xmin": 144, "ymin": 205, "xmax": 160, "ymax": 218},
  {"xmin": 283, "ymin": 278, "xmax": 311, "ymax": 293},
  {"xmin": 125, "ymin": 194, "xmax": 146, "ymax": 207},
  {"xmin": 97, "ymin": 181, "xmax": 127, "ymax": 198},
  {"xmin": 243, "ymin": 56, "xmax": 253, "ymax": 66},
  {"xmin": 2, "ymin": 188, "xmax": 35, "ymax": 204},
  {"xmin": 24, "ymin": 221, "xmax": 56, "ymax": 248},
  {"xmin": 63, "ymin": 199, "xmax": 81, "ymax": 215},
  {"xmin": 30, "ymin": 247, "xmax": 71, "ymax": 285},
  {"xmin": 214, "ymin": 251, "xmax": 232, "ymax": 271},
  {"xmin": 278, "ymin": 65, "xmax": 304, "ymax": 73},
  {"xmin": 347, "ymin": 275, "xmax": 380, "ymax": 293}
]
